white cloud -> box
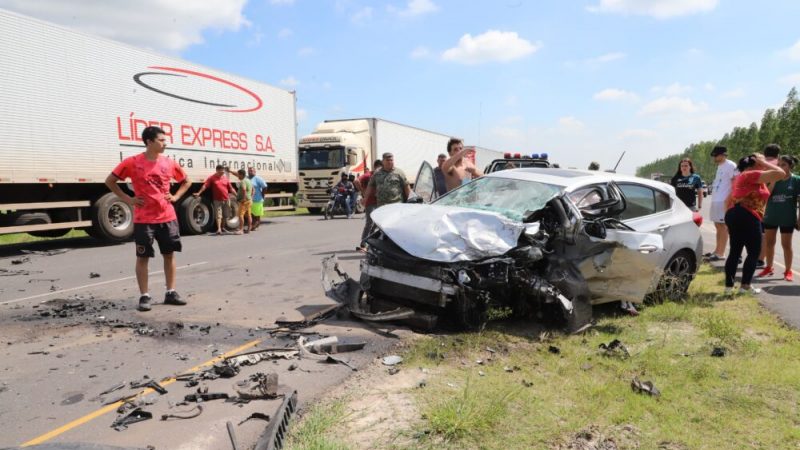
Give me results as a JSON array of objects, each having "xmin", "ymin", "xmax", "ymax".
[
  {"xmin": 779, "ymin": 73, "xmax": 800, "ymax": 85},
  {"xmin": 277, "ymin": 28, "xmax": 293, "ymax": 39},
  {"xmin": 279, "ymin": 76, "xmax": 299, "ymax": 87},
  {"xmin": 721, "ymin": 88, "xmax": 746, "ymax": 99},
  {"xmin": 593, "ymin": 88, "xmax": 639, "ymax": 102},
  {"xmin": 651, "ymin": 82, "xmax": 693, "ymax": 95},
  {"xmin": 640, "ymin": 96, "xmax": 708, "ymax": 115},
  {"xmin": 298, "ymin": 47, "xmax": 315, "ymax": 56},
  {"xmin": 0, "ymin": 0, "xmax": 249, "ymax": 52},
  {"xmin": 442, "ymin": 30, "xmax": 541, "ymax": 65},
  {"xmin": 588, "ymin": 0, "xmax": 718, "ymax": 19},
  {"xmin": 388, "ymin": 0, "xmax": 439, "ymax": 17},
  {"xmin": 558, "ymin": 116, "xmax": 585, "ymax": 130},
  {"xmin": 587, "ymin": 52, "xmax": 626, "ymax": 64},
  {"xmin": 410, "ymin": 46, "xmax": 432, "ymax": 59},
  {"xmin": 350, "ymin": 6, "xmax": 373, "ymax": 23},
  {"xmin": 296, "ymin": 108, "xmax": 307, "ymax": 122},
  {"xmin": 784, "ymin": 40, "xmax": 800, "ymax": 61},
  {"xmin": 270, "ymin": 0, "xmax": 295, "ymax": 5}
]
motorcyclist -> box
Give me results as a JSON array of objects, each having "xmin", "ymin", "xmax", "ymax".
[{"xmin": 333, "ymin": 173, "xmax": 355, "ymax": 218}]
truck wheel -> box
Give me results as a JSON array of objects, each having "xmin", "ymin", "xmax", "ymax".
[
  {"xmin": 90, "ymin": 193, "xmax": 134, "ymax": 242},
  {"xmin": 179, "ymin": 196, "xmax": 213, "ymax": 235},
  {"xmin": 13, "ymin": 212, "xmax": 70, "ymax": 238},
  {"xmin": 307, "ymin": 207, "xmax": 322, "ymax": 215},
  {"xmin": 225, "ymin": 201, "xmax": 240, "ymax": 231}
]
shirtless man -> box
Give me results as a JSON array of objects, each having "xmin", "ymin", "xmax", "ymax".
[{"xmin": 442, "ymin": 138, "xmax": 482, "ymax": 192}]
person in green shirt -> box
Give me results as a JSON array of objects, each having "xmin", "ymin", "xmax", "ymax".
[
  {"xmin": 758, "ymin": 155, "xmax": 800, "ymax": 281},
  {"xmin": 233, "ymin": 168, "xmax": 253, "ymax": 235}
]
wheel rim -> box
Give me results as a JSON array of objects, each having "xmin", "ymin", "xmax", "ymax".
[
  {"xmin": 107, "ymin": 202, "xmax": 132, "ymax": 231},
  {"xmin": 192, "ymin": 202, "xmax": 210, "ymax": 229},
  {"xmin": 661, "ymin": 254, "xmax": 693, "ymax": 298}
]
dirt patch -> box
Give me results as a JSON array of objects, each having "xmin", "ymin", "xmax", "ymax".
[{"xmin": 555, "ymin": 424, "xmax": 641, "ymax": 450}]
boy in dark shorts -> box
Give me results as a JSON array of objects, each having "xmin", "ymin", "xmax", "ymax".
[{"xmin": 105, "ymin": 126, "xmax": 192, "ymax": 311}]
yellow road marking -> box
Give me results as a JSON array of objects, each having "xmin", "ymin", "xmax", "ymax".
[{"xmin": 21, "ymin": 338, "xmax": 263, "ymax": 447}]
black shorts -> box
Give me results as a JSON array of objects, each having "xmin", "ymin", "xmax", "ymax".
[
  {"xmin": 134, "ymin": 220, "xmax": 182, "ymax": 258},
  {"xmin": 764, "ymin": 223, "xmax": 795, "ymax": 234}
]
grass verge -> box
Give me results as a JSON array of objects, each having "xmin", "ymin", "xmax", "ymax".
[
  {"xmin": 285, "ymin": 399, "xmax": 352, "ymax": 450},
  {"xmin": 289, "ymin": 264, "xmax": 800, "ymax": 449},
  {"xmin": 0, "ymin": 229, "xmax": 87, "ymax": 246}
]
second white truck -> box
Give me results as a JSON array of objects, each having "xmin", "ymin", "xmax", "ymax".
[{"xmin": 296, "ymin": 118, "xmax": 502, "ymax": 213}]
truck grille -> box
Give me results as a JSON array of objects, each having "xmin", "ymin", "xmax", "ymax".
[{"xmin": 302, "ymin": 177, "xmax": 334, "ymax": 189}]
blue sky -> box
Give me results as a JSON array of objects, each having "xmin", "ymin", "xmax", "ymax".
[{"xmin": 4, "ymin": 0, "xmax": 800, "ymax": 173}]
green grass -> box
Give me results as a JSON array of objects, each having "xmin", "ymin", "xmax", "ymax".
[
  {"xmin": 0, "ymin": 229, "xmax": 87, "ymax": 246},
  {"xmin": 262, "ymin": 207, "xmax": 309, "ymax": 218},
  {"xmin": 285, "ymin": 399, "xmax": 352, "ymax": 450},
  {"xmin": 398, "ymin": 264, "xmax": 800, "ymax": 449}
]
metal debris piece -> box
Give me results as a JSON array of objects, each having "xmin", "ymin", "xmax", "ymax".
[
  {"xmin": 99, "ymin": 382, "xmax": 126, "ymax": 396},
  {"xmin": 711, "ymin": 347, "xmax": 726, "ymax": 357},
  {"xmin": 130, "ymin": 379, "xmax": 168, "ymax": 395},
  {"xmin": 254, "ymin": 390, "xmax": 298, "ymax": 450},
  {"xmin": 236, "ymin": 372, "xmax": 279, "ymax": 400},
  {"xmin": 324, "ymin": 355, "xmax": 357, "ymax": 371},
  {"xmin": 89, "ymin": 272, "xmax": 101, "ymax": 278},
  {"xmin": 111, "ymin": 407, "xmax": 152, "ymax": 431},
  {"xmin": 184, "ymin": 392, "xmax": 229, "ymax": 402},
  {"xmin": 631, "ymin": 377, "xmax": 661, "ymax": 397},
  {"xmin": 382, "ymin": 355, "xmax": 403, "ymax": 366},
  {"xmin": 161, "ymin": 405, "xmax": 203, "ymax": 421},
  {"xmin": 239, "ymin": 412, "xmax": 271, "ymax": 426},
  {"xmin": 227, "ymin": 421, "xmax": 239, "ymax": 450},
  {"xmin": 304, "ymin": 336, "xmax": 367, "ymax": 354},
  {"xmin": 599, "ymin": 339, "xmax": 630, "ymax": 358},
  {"xmin": 226, "ymin": 349, "xmax": 299, "ymax": 367}
]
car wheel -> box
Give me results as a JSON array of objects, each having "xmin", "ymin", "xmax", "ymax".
[{"xmin": 648, "ymin": 250, "xmax": 696, "ymax": 304}]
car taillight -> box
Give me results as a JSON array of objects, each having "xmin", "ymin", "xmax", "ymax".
[{"xmin": 692, "ymin": 211, "xmax": 703, "ymax": 227}]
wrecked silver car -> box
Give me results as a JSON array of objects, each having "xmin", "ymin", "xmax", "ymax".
[{"xmin": 325, "ymin": 167, "xmax": 702, "ymax": 332}]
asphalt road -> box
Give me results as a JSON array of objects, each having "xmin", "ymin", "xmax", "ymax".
[
  {"xmin": 698, "ymin": 198, "xmax": 800, "ymax": 327},
  {"xmin": 0, "ymin": 213, "xmax": 403, "ymax": 449}
]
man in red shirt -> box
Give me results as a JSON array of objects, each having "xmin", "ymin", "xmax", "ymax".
[
  {"xmin": 193, "ymin": 165, "xmax": 235, "ymax": 235},
  {"xmin": 355, "ymin": 159, "xmax": 382, "ymax": 252},
  {"xmin": 105, "ymin": 126, "xmax": 191, "ymax": 312}
]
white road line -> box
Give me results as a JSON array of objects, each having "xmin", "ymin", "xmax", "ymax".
[{"xmin": 0, "ymin": 261, "xmax": 208, "ymax": 306}]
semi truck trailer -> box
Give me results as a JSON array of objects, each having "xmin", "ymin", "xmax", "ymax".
[
  {"xmin": 0, "ymin": 9, "xmax": 298, "ymax": 241},
  {"xmin": 296, "ymin": 118, "xmax": 502, "ymax": 213}
]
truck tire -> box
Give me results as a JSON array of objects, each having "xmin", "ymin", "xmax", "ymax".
[
  {"xmin": 14, "ymin": 212, "xmax": 70, "ymax": 238},
  {"xmin": 179, "ymin": 196, "xmax": 213, "ymax": 235},
  {"xmin": 90, "ymin": 193, "xmax": 134, "ymax": 242},
  {"xmin": 225, "ymin": 201, "xmax": 240, "ymax": 231},
  {"xmin": 307, "ymin": 207, "xmax": 322, "ymax": 215}
]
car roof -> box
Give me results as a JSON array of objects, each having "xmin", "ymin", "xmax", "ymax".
[{"xmin": 485, "ymin": 167, "xmax": 675, "ymax": 193}]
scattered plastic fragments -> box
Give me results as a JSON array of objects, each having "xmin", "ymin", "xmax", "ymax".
[
  {"xmin": 235, "ymin": 372, "xmax": 279, "ymax": 400},
  {"xmin": 382, "ymin": 355, "xmax": 403, "ymax": 366},
  {"xmin": 599, "ymin": 339, "xmax": 630, "ymax": 359},
  {"xmin": 711, "ymin": 347, "xmax": 726, "ymax": 357},
  {"xmin": 161, "ymin": 405, "xmax": 203, "ymax": 421},
  {"xmin": 111, "ymin": 408, "xmax": 152, "ymax": 431},
  {"xmin": 548, "ymin": 345, "xmax": 561, "ymax": 354},
  {"xmin": 631, "ymin": 377, "xmax": 661, "ymax": 397}
]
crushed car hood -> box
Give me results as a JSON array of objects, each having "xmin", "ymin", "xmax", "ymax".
[{"xmin": 370, "ymin": 203, "xmax": 526, "ymax": 263}]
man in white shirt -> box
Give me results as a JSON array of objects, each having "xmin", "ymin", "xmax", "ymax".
[{"xmin": 707, "ymin": 146, "xmax": 737, "ymax": 261}]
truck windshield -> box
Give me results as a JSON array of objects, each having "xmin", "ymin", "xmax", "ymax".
[{"xmin": 299, "ymin": 147, "xmax": 345, "ymax": 170}]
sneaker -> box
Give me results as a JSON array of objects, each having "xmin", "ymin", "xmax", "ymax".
[
  {"xmin": 164, "ymin": 291, "xmax": 187, "ymax": 306},
  {"xmin": 137, "ymin": 294, "xmax": 152, "ymax": 312},
  {"xmin": 707, "ymin": 254, "xmax": 724, "ymax": 262},
  {"xmin": 739, "ymin": 286, "xmax": 762, "ymax": 295},
  {"xmin": 785, "ymin": 271, "xmax": 794, "ymax": 282},
  {"xmin": 756, "ymin": 260, "xmax": 766, "ymax": 269},
  {"xmin": 703, "ymin": 252, "xmax": 714, "ymax": 258},
  {"xmin": 756, "ymin": 267, "xmax": 774, "ymax": 278}
]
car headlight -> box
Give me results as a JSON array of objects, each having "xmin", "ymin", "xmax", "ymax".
[{"xmin": 458, "ymin": 270, "xmax": 472, "ymax": 285}]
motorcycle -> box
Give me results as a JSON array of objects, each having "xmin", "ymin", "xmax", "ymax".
[{"xmin": 323, "ymin": 186, "xmax": 354, "ymax": 219}]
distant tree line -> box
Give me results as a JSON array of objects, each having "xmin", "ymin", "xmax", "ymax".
[{"xmin": 636, "ymin": 87, "xmax": 800, "ymax": 181}]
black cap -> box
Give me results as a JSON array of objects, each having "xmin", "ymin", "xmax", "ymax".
[{"xmin": 710, "ymin": 146, "xmax": 727, "ymax": 157}]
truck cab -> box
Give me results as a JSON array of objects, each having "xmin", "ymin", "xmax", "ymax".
[{"xmin": 296, "ymin": 120, "xmax": 371, "ymax": 214}]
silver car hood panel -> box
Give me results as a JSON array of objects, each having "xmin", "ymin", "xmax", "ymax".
[{"xmin": 370, "ymin": 204, "xmax": 525, "ymax": 263}]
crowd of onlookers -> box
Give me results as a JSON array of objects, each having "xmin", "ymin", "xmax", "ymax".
[
  {"xmin": 692, "ymin": 144, "xmax": 800, "ymax": 294},
  {"xmin": 194, "ymin": 165, "xmax": 268, "ymax": 235}
]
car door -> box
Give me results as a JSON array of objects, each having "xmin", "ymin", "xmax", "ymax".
[{"xmin": 413, "ymin": 161, "xmax": 439, "ymax": 203}]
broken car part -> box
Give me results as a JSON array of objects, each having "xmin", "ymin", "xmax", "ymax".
[
  {"xmin": 130, "ymin": 379, "xmax": 168, "ymax": 395},
  {"xmin": 111, "ymin": 408, "xmax": 152, "ymax": 431},
  {"xmin": 184, "ymin": 392, "xmax": 229, "ymax": 402},
  {"xmin": 304, "ymin": 336, "xmax": 367, "ymax": 354},
  {"xmin": 239, "ymin": 412, "xmax": 271, "ymax": 426},
  {"xmin": 254, "ymin": 390, "xmax": 298, "ymax": 450},
  {"xmin": 227, "ymin": 421, "xmax": 239, "ymax": 450},
  {"xmin": 161, "ymin": 405, "xmax": 203, "ymax": 421},
  {"xmin": 631, "ymin": 377, "xmax": 661, "ymax": 397},
  {"xmin": 599, "ymin": 339, "xmax": 630, "ymax": 358},
  {"xmin": 382, "ymin": 355, "xmax": 403, "ymax": 366},
  {"xmin": 236, "ymin": 372, "xmax": 279, "ymax": 400}
]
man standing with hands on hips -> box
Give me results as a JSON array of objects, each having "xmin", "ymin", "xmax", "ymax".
[{"xmin": 105, "ymin": 126, "xmax": 192, "ymax": 312}]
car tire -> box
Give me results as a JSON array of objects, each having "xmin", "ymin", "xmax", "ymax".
[
  {"xmin": 225, "ymin": 201, "xmax": 240, "ymax": 231},
  {"xmin": 647, "ymin": 250, "xmax": 696, "ymax": 304},
  {"xmin": 90, "ymin": 193, "xmax": 134, "ymax": 242}
]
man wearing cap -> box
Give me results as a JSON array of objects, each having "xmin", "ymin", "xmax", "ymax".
[
  {"xmin": 365, "ymin": 152, "xmax": 411, "ymax": 208},
  {"xmin": 707, "ymin": 146, "xmax": 738, "ymax": 261}
]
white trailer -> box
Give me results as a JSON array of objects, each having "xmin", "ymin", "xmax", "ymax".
[{"xmin": 0, "ymin": 9, "xmax": 298, "ymax": 241}]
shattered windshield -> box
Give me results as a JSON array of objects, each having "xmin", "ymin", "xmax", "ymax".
[{"xmin": 433, "ymin": 177, "xmax": 561, "ymax": 222}]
